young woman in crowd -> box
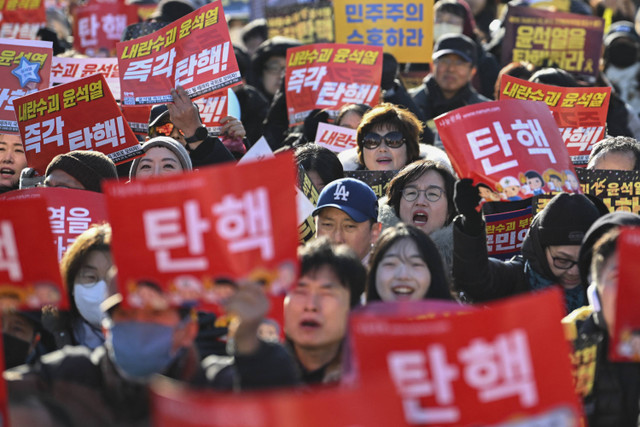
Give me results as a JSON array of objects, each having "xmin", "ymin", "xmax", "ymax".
[
  {"xmin": 366, "ymin": 223, "xmax": 453, "ymax": 302},
  {"xmin": 129, "ymin": 136, "xmax": 192, "ymax": 180}
]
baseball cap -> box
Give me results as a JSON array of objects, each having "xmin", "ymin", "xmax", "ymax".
[
  {"xmin": 312, "ymin": 178, "xmax": 378, "ymax": 223},
  {"xmin": 432, "ymin": 34, "xmax": 477, "ymax": 66},
  {"xmin": 148, "ymin": 104, "xmax": 170, "ymax": 127}
]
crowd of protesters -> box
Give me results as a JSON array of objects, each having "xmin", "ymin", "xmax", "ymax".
[{"xmin": 3, "ymin": 0, "xmax": 640, "ymax": 425}]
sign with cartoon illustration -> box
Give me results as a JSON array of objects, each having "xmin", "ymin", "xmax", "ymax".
[
  {"xmin": 103, "ymin": 153, "xmax": 299, "ymax": 310},
  {"xmin": 435, "ymin": 100, "xmax": 580, "ymax": 200},
  {"xmin": 0, "ymin": 38, "xmax": 52, "ymax": 133},
  {"xmin": 0, "ymin": 197, "xmax": 68, "ymax": 311},
  {"xmin": 499, "ymin": 75, "xmax": 611, "ymax": 166}
]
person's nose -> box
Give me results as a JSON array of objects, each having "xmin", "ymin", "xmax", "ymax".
[
  {"xmin": 332, "ymin": 228, "xmax": 345, "ymax": 244},
  {"xmin": 303, "ymin": 292, "xmax": 320, "ymax": 312}
]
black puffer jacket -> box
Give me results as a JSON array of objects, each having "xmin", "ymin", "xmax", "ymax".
[{"xmin": 409, "ymin": 76, "xmax": 489, "ymax": 122}]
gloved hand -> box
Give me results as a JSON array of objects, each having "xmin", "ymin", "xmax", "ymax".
[{"xmin": 454, "ymin": 178, "xmax": 483, "ymax": 234}]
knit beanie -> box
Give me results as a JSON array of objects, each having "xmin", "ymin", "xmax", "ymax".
[
  {"xmin": 536, "ymin": 193, "xmax": 601, "ymax": 247},
  {"xmin": 129, "ymin": 136, "xmax": 192, "ymax": 179},
  {"xmin": 45, "ymin": 150, "xmax": 117, "ymax": 193}
]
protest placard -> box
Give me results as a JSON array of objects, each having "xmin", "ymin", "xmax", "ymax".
[
  {"xmin": 72, "ymin": 0, "xmax": 138, "ymax": 57},
  {"xmin": 344, "ymin": 169, "xmax": 397, "ymax": 199},
  {"xmin": 503, "ymin": 6, "xmax": 603, "ymax": 78},
  {"xmin": 13, "ymin": 73, "xmax": 143, "ymax": 175},
  {"xmin": 0, "ymin": 0, "xmax": 46, "ymax": 40},
  {"xmin": 103, "ymin": 153, "xmax": 299, "ymax": 310},
  {"xmin": 349, "ymin": 289, "xmax": 581, "ymax": 425},
  {"xmin": 333, "ymin": 0, "xmax": 432, "ymax": 63},
  {"xmin": 266, "ymin": 1, "xmax": 334, "ymax": 43},
  {"xmin": 193, "ymin": 90, "xmax": 229, "ymax": 135},
  {"xmin": 297, "ymin": 165, "xmax": 319, "ymax": 243},
  {"xmin": 117, "ymin": 0, "xmax": 241, "ymax": 105},
  {"xmin": 500, "ymin": 75, "xmax": 611, "ymax": 165},
  {"xmin": 0, "ymin": 38, "xmax": 52, "ymax": 133},
  {"xmin": 315, "ymin": 122, "xmax": 357, "ymax": 153},
  {"xmin": 484, "ymin": 206, "xmax": 533, "ymax": 260},
  {"xmin": 576, "ymin": 168, "xmax": 640, "ymax": 214},
  {"xmin": 52, "ymin": 57, "xmax": 121, "ymax": 101},
  {"xmin": 435, "ymin": 99, "xmax": 579, "ymax": 200},
  {"xmin": 0, "ymin": 187, "xmax": 109, "ymax": 261},
  {"xmin": 121, "ymin": 104, "xmax": 152, "ymax": 136},
  {"xmin": 151, "ymin": 375, "xmax": 405, "ymax": 427},
  {"xmin": 285, "ymin": 43, "xmax": 382, "ymax": 126},
  {"xmin": 610, "ymin": 227, "xmax": 640, "ymax": 362},
  {"xmin": 0, "ymin": 197, "xmax": 68, "ymax": 311}
]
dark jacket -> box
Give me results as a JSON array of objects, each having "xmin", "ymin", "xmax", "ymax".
[
  {"xmin": 409, "ymin": 75, "xmax": 489, "ymax": 122},
  {"xmin": 452, "ymin": 215, "xmax": 588, "ymax": 313},
  {"xmin": 563, "ymin": 307, "xmax": 640, "ymax": 427},
  {"xmin": 5, "ymin": 341, "xmax": 298, "ymax": 427},
  {"xmin": 189, "ymin": 134, "xmax": 235, "ymax": 168},
  {"xmin": 235, "ymin": 84, "xmax": 270, "ymax": 145}
]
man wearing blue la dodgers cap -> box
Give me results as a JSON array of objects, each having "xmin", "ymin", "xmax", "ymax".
[{"xmin": 312, "ymin": 178, "xmax": 381, "ymax": 263}]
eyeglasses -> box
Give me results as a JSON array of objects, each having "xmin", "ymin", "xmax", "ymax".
[
  {"xmin": 401, "ymin": 186, "xmax": 445, "ymax": 202},
  {"xmin": 362, "ymin": 131, "xmax": 406, "ymax": 149},
  {"xmin": 151, "ymin": 122, "xmax": 184, "ymax": 137},
  {"xmin": 549, "ymin": 254, "xmax": 579, "ymax": 270}
]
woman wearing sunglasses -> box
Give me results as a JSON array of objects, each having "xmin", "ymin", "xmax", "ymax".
[
  {"xmin": 380, "ymin": 159, "xmax": 458, "ymax": 282},
  {"xmin": 355, "ymin": 103, "xmax": 422, "ymax": 171}
]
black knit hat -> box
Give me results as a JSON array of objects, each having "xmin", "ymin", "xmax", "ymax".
[
  {"xmin": 536, "ymin": 193, "xmax": 601, "ymax": 247},
  {"xmin": 45, "ymin": 150, "xmax": 118, "ymax": 193}
]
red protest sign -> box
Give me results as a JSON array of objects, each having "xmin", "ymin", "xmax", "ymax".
[
  {"xmin": 485, "ymin": 206, "xmax": 533, "ymax": 260},
  {"xmin": 0, "ymin": 1, "xmax": 46, "ymax": 40},
  {"xmin": 610, "ymin": 226, "xmax": 640, "ymax": 362},
  {"xmin": 103, "ymin": 153, "xmax": 299, "ymax": 310},
  {"xmin": 151, "ymin": 376, "xmax": 405, "ymax": 427},
  {"xmin": 315, "ymin": 122, "xmax": 357, "ymax": 153},
  {"xmin": 349, "ymin": 289, "xmax": 581, "ymax": 425},
  {"xmin": 0, "ymin": 39, "xmax": 52, "ymax": 133},
  {"xmin": 13, "ymin": 73, "xmax": 143, "ymax": 175},
  {"xmin": 72, "ymin": 0, "xmax": 138, "ymax": 57},
  {"xmin": 285, "ymin": 43, "xmax": 383, "ymax": 126},
  {"xmin": 0, "ymin": 187, "xmax": 109, "ymax": 261},
  {"xmin": 117, "ymin": 1, "xmax": 241, "ymax": 105},
  {"xmin": 52, "ymin": 57, "xmax": 121, "ymax": 101},
  {"xmin": 121, "ymin": 104, "xmax": 152, "ymax": 136},
  {"xmin": 0, "ymin": 197, "xmax": 68, "ymax": 311},
  {"xmin": 194, "ymin": 90, "xmax": 229, "ymax": 135},
  {"xmin": 500, "ymin": 75, "xmax": 611, "ymax": 166},
  {"xmin": 435, "ymin": 99, "xmax": 579, "ymax": 200}
]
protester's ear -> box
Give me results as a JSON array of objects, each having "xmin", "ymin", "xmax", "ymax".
[{"xmin": 370, "ymin": 222, "xmax": 382, "ymax": 245}]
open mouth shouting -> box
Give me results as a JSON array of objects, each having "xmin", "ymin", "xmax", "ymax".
[{"xmin": 411, "ymin": 209, "xmax": 429, "ymax": 227}]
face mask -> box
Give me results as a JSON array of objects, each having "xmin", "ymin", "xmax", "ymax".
[
  {"xmin": 74, "ymin": 280, "xmax": 108, "ymax": 329},
  {"xmin": 107, "ymin": 322, "xmax": 177, "ymax": 381},
  {"xmin": 433, "ymin": 23, "xmax": 463, "ymax": 42},
  {"xmin": 3, "ymin": 333, "xmax": 31, "ymax": 369}
]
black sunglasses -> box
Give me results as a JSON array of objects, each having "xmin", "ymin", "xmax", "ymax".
[{"xmin": 362, "ymin": 131, "xmax": 406, "ymax": 149}]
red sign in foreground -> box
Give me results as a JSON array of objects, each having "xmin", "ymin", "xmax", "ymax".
[
  {"xmin": 0, "ymin": 197, "xmax": 68, "ymax": 311},
  {"xmin": 13, "ymin": 73, "xmax": 143, "ymax": 175},
  {"xmin": 103, "ymin": 153, "xmax": 299, "ymax": 310},
  {"xmin": 117, "ymin": 0, "xmax": 241, "ymax": 105},
  {"xmin": 349, "ymin": 289, "xmax": 581, "ymax": 425},
  {"xmin": 435, "ymin": 99, "xmax": 579, "ymax": 200}
]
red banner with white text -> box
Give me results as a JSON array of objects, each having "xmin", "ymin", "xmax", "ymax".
[
  {"xmin": 103, "ymin": 153, "xmax": 299, "ymax": 310},
  {"xmin": 72, "ymin": 0, "xmax": 138, "ymax": 57},
  {"xmin": 117, "ymin": 0, "xmax": 241, "ymax": 105},
  {"xmin": 0, "ymin": 197, "xmax": 68, "ymax": 311},
  {"xmin": 349, "ymin": 289, "xmax": 581, "ymax": 425},
  {"xmin": 0, "ymin": 1, "xmax": 46, "ymax": 40},
  {"xmin": 51, "ymin": 57, "xmax": 121, "ymax": 101},
  {"xmin": 13, "ymin": 73, "xmax": 143, "ymax": 175},
  {"xmin": 499, "ymin": 75, "xmax": 611, "ymax": 166},
  {"xmin": 435, "ymin": 100, "xmax": 579, "ymax": 200},
  {"xmin": 285, "ymin": 43, "xmax": 382, "ymax": 126}
]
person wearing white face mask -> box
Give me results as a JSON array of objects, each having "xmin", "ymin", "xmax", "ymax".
[{"xmin": 42, "ymin": 223, "xmax": 112, "ymax": 350}]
